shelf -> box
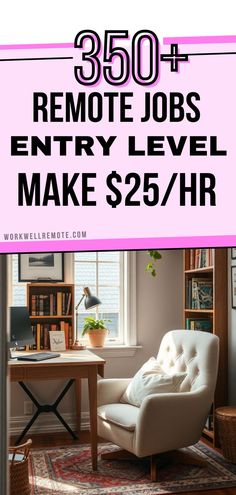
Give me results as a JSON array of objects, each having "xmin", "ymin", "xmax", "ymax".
[
  {"xmin": 28, "ymin": 283, "xmax": 73, "ymax": 287},
  {"xmin": 30, "ymin": 315, "xmax": 73, "ymax": 319},
  {"xmin": 185, "ymin": 266, "xmax": 213, "ymax": 274},
  {"xmin": 184, "ymin": 309, "xmax": 214, "ymax": 314},
  {"xmin": 184, "ymin": 266, "xmax": 214, "ymax": 275},
  {"xmin": 27, "ymin": 283, "xmax": 75, "ymax": 351},
  {"xmin": 183, "ymin": 248, "xmax": 228, "ymax": 447}
]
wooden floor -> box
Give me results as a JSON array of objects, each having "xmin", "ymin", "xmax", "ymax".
[{"xmin": 10, "ymin": 431, "xmax": 236, "ymax": 495}]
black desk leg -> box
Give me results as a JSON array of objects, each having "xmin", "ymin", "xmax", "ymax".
[{"xmin": 15, "ymin": 379, "xmax": 78, "ymax": 445}]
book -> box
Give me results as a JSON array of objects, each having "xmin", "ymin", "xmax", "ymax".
[
  {"xmin": 195, "ymin": 249, "xmax": 201, "ymax": 269},
  {"xmin": 185, "ymin": 278, "xmax": 192, "ymax": 308},
  {"xmin": 36, "ymin": 323, "xmax": 41, "ymax": 351},
  {"xmin": 43, "ymin": 324, "xmax": 50, "ymax": 349},
  {"xmin": 188, "ymin": 249, "xmax": 213, "ymax": 270},
  {"xmin": 190, "ymin": 249, "xmax": 194, "ymax": 270},
  {"xmin": 31, "ymin": 295, "xmax": 37, "ymax": 316},
  {"xmin": 191, "ymin": 278, "xmax": 213, "ymax": 309},
  {"xmin": 49, "ymin": 293, "xmax": 54, "ymax": 315},
  {"xmin": 57, "ymin": 292, "xmax": 62, "ymax": 315},
  {"xmin": 192, "ymin": 278, "xmax": 200, "ymax": 309},
  {"xmin": 64, "ymin": 322, "xmax": 69, "ymax": 349},
  {"xmin": 197, "ymin": 280, "xmax": 213, "ymax": 309},
  {"xmin": 69, "ymin": 325, "xmax": 73, "ymax": 349},
  {"xmin": 66, "ymin": 292, "xmax": 72, "ymax": 315},
  {"xmin": 200, "ymin": 249, "xmax": 207, "ymax": 268},
  {"xmin": 186, "ymin": 318, "xmax": 212, "ymax": 332}
]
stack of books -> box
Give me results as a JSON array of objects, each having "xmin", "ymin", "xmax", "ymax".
[
  {"xmin": 30, "ymin": 291, "xmax": 72, "ymax": 316},
  {"xmin": 189, "ymin": 248, "xmax": 213, "ymax": 269},
  {"xmin": 186, "ymin": 318, "xmax": 212, "ymax": 331},
  {"xmin": 30, "ymin": 322, "xmax": 73, "ymax": 350}
]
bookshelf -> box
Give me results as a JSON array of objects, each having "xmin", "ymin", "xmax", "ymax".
[
  {"xmin": 27, "ymin": 283, "xmax": 74, "ymax": 351},
  {"xmin": 183, "ymin": 248, "xmax": 228, "ymax": 446}
]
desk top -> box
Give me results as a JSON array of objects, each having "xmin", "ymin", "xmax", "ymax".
[
  {"xmin": 9, "ymin": 349, "xmax": 105, "ymax": 368},
  {"xmin": 9, "ymin": 350, "xmax": 105, "ymax": 380}
]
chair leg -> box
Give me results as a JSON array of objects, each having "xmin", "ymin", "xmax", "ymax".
[
  {"xmin": 150, "ymin": 455, "xmax": 158, "ymax": 482},
  {"xmin": 150, "ymin": 448, "xmax": 206, "ymax": 482},
  {"xmin": 102, "ymin": 449, "xmax": 159, "ymax": 481},
  {"xmin": 102, "ymin": 447, "xmax": 205, "ymax": 482}
]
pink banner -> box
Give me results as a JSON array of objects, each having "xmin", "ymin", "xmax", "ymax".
[{"xmin": 0, "ymin": 37, "xmax": 235, "ymax": 252}]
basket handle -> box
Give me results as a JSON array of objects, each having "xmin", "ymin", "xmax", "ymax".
[{"xmin": 9, "ymin": 439, "xmax": 32, "ymax": 465}]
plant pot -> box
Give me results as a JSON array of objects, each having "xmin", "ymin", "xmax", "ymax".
[{"xmin": 87, "ymin": 329, "xmax": 108, "ymax": 347}]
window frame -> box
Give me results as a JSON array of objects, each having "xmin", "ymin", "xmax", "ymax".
[
  {"xmin": 8, "ymin": 254, "xmax": 27, "ymax": 306},
  {"xmin": 72, "ymin": 251, "xmax": 137, "ymax": 347}
]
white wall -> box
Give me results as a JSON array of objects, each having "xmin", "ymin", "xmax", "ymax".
[{"xmin": 9, "ymin": 249, "xmax": 183, "ymax": 434}]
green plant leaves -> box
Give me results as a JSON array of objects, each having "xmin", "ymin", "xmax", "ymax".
[
  {"xmin": 146, "ymin": 250, "xmax": 162, "ymax": 277},
  {"xmin": 81, "ymin": 316, "xmax": 111, "ymax": 336}
]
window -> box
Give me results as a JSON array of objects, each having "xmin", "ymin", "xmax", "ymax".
[
  {"xmin": 8, "ymin": 254, "xmax": 26, "ymax": 305},
  {"xmin": 8, "ymin": 251, "xmax": 137, "ymax": 347},
  {"xmin": 74, "ymin": 251, "xmax": 136, "ymax": 346}
]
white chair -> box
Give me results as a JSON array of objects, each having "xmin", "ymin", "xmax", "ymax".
[{"xmin": 97, "ymin": 330, "xmax": 219, "ymax": 480}]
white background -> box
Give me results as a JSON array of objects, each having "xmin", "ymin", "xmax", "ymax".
[{"xmin": 0, "ymin": 0, "xmax": 236, "ymax": 43}]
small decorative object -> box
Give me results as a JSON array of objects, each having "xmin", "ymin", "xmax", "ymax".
[
  {"xmin": 49, "ymin": 330, "xmax": 66, "ymax": 351},
  {"xmin": 146, "ymin": 250, "xmax": 162, "ymax": 277},
  {"xmin": 82, "ymin": 317, "xmax": 109, "ymax": 347},
  {"xmin": 72, "ymin": 287, "xmax": 101, "ymax": 350},
  {"xmin": 19, "ymin": 253, "xmax": 64, "ymax": 282},
  {"xmin": 232, "ymin": 248, "xmax": 236, "ymax": 260},
  {"xmin": 232, "ymin": 266, "xmax": 236, "ymax": 308}
]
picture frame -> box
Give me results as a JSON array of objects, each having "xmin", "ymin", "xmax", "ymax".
[
  {"xmin": 49, "ymin": 331, "xmax": 66, "ymax": 351},
  {"xmin": 232, "ymin": 248, "xmax": 236, "ymax": 259},
  {"xmin": 231, "ymin": 266, "xmax": 236, "ymax": 308},
  {"xmin": 18, "ymin": 253, "xmax": 64, "ymax": 282}
]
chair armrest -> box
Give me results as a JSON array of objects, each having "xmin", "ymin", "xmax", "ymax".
[
  {"xmin": 97, "ymin": 378, "xmax": 132, "ymax": 406},
  {"xmin": 135, "ymin": 386, "xmax": 211, "ymax": 457}
]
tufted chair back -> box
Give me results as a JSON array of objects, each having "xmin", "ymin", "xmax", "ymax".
[{"xmin": 156, "ymin": 329, "xmax": 219, "ymax": 394}]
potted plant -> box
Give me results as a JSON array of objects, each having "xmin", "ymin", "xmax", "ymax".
[{"xmin": 81, "ymin": 316, "xmax": 109, "ymax": 347}]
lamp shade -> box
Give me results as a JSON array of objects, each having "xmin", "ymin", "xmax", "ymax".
[{"xmin": 83, "ymin": 287, "xmax": 101, "ymax": 310}]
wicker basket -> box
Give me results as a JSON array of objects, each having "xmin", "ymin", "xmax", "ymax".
[
  {"xmin": 9, "ymin": 439, "xmax": 32, "ymax": 495},
  {"xmin": 215, "ymin": 407, "xmax": 236, "ymax": 463}
]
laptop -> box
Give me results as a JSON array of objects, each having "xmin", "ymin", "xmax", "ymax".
[{"xmin": 17, "ymin": 352, "xmax": 61, "ymax": 362}]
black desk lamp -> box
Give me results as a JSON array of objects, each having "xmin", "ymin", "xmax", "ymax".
[{"xmin": 72, "ymin": 287, "xmax": 101, "ymax": 350}]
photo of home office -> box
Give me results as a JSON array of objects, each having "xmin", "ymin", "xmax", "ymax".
[{"xmin": 1, "ymin": 247, "xmax": 236, "ymax": 493}]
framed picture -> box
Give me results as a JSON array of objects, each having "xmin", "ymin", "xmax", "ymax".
[
  {"xmin": 232, "ymin": 248, "xmax": 236, "ymax": 259},
  {"xmin": 19, "ymin": 253, "xmax": 64, "ymax": 282},
  {"xmin": 232, "ymin": 266, "xmax": 236, "ymax": 308},
  {"xmin": 49, "ymin": 331, "xmax": 66, "ymax": 351}
]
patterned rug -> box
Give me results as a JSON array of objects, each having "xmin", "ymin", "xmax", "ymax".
[{"xmin": 29, "ymin": 442, "xmax": 236, "ymax": 495}]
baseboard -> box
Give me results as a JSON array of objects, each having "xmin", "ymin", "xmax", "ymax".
[{"xmin": 9, "ymin": 412, "xmax": 90, "ymax": 435}]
